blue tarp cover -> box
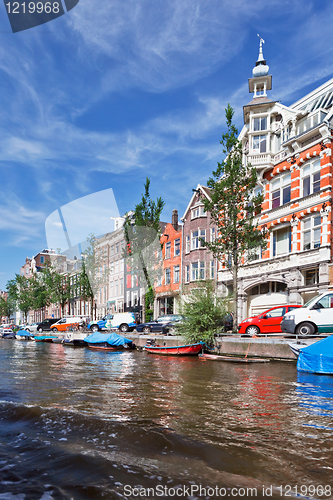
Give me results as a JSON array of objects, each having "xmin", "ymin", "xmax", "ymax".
[
  {"xmin": 84, "ymin": 332, "xmax": 132, "ymax": 346},
  {"xmin": 17, "ymin": 330, "xmax": 32, "ymax": 335},
  {"xmin": 297, "ymin": 335, "xmax": 333, "ymax": 375}
]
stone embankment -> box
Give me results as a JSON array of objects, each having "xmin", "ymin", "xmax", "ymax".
[{"xmin": 127, "ymin": 332, "xmax": 320, "ymax": 360}]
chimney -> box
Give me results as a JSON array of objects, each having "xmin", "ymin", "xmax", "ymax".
[{"xmin": 172, "ymin": 209, "xmax": 178, "ymax": 231}]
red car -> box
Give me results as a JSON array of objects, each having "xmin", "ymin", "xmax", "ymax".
[{"xmin": 238, "ymin": 305, "xmax": 302, "ymax": 336}]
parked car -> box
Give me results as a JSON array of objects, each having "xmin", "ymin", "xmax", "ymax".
[
  {"xmin": 281, "ymin": 292, "xmax": 333, "ymax": 336},
  {"xmin": 88, "ymin": 312, "xmax": 138, "ymax": 333},
  {"xmin": 36, "ymin": 318, "xmax": 61, "ymax": 333},
  {"xmin": 238, "ymin": 305, "xmax": 302, "ymax": 336},
  {"xmin": 51, "ymin": 317, "xmax": 84, "ymax": 332},
  {"xmin": 136, "ymin": 314, "xmax": 184, "ymax": 334},
  {"xmin": 20, "ymin": 322, "xmax": 39, "ymax": 332}
]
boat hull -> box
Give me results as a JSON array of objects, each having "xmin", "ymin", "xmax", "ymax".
[
  {"xmin": 144, "ymin": 343, "xmax": 203, "ymax": 356},
  {"xmin": 199, "ymin": 353, "xmax": 269, "ymax": 363},
  {"xmin": 87, "ymin": 342, "xmax": 124, "ymax": 350}
]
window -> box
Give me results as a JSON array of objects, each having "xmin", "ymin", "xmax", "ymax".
[
  {"xmin": 296, "ymin": 112, "xmax": 321, "ymax": 135},
  {"xmin": 316, "ymin": 294, "xmax": 333, "ymax": 309},
  {"xmin": 115, "ymin": 280, "xmax": 118, "ymax": 296},
  {"xmin": 303, "ymin": 215, "xmax": 321, "ymax": 251},
  {"xmin": 165, "ymin": 268, "xmax": 171, "ymax": 285},
  {"xmin": 116, "ymin": 243, "xmax": 119, "ymax": 254},
  {"xmin": 185, "ymin": 265, "xmax": 190, "ymax": 283},
  {"xmin": 126, "ymin": 291, "xmax": 130, "ymax": 307},
  {"xmin": 165, "ymin": 242, "xmax": 171, "ymax": 259},
  {"xmin": 271, "ymin": 173, "xmax": 291, "ymax": 209},
  {"xmin": 272, "ymin": 227, "xmax": 291, "ymax": 256},
  {"xmin": 191, "ymin": 262, "xmax": 198, "ymax": 281},
  {"xmin": 120, "ymin": 278, "xmax": 124, "ymax": 294},
  {"xmin": 253, "ymin": 135, "xmax": 267, "ymax": 153},
  {"xmin": 265, "ymin": 307, "xmax": 286, "ymax": 318},
  {"xmin": 248, "ymin": 247, "xmax": 261, "ymax": 261},
  {"xmin": 186, "ymin": 235, "xmax": 190, "ymax": 253},
  {"xmin": 40, "ymin": 256, "xmax": 44, "ymax": 264},
  {"xmin": 174, "ymin": 238, "xmax": 180, "ymax": 256},
  {"xmin": 210, "ymin": 228, "xmax": 216, "ymax": 242},
  {"xmin": 132, "ymin": 291, "xmax": 138, "ymax": 306},
  {"xmin": 199, "ymin": 261, "xmax": 205, "ymax": 280},
  {"xmin": 111, "ymin": 245, "xmax": 114, "ymax": 255},
  {"xmin": 305, "ymin": 268, "xmax": 319, "ymax": 286},
  {"xmin": 302, "ymin": 160, "xmax": 321, "ymax": 197},
  {"xmin": 110, "ymin": 281, "xmax": 113, "ymax": 297},
  {"xmin": 191, "ymin": 230, "xmax": 199, "ymax": 250},
  {"xmin": 174, "ymin": 265, "xmax": 180, "ymax": 283},
  {"xmin": 191, "ymin": 206, "xmax": 206, "ymax": 219},
  {"xmin": 210, "ymin": 261, "xmax": 215, "ymax": 279},
  {"xmin": 253, "ymin": 116, "xmax": 267, "ymax": 131}
]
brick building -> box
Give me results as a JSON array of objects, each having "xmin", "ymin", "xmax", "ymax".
[
  {"xmin": 218, "ymin": 39, "xmax": 333, "ymax": 321},
  {"xmin": 154, "ymin": 209, "xmax": 182, "ymax": 317},
  {"xmin": 181, "ymin": 185, "xmax": 218, "ymax": 290}
]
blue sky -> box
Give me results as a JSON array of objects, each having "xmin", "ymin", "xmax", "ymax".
[{"xmin": 1, "ymin": 0, "xmax": 333, "ymax": 289}]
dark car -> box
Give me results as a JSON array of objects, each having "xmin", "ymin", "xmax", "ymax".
[
  {"xmin": 136, "ymin": 314, "xmax": 184, "ymax": 334},
  {"xmin": 36, "ymin": 318, "xmax": 61, "ymax": 333}
]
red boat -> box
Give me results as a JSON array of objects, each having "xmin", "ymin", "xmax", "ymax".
[{"xmin": 144, "ymin": 342, "xmax": 204, "ymax": 356}]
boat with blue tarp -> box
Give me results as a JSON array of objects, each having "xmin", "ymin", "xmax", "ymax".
[
  {"xmin": 83, "ymin": 332, "xmax": 134, "ymax": 350},
  {"xmin": 297, "ymin": 335, "xmax": 333, "ymax": 375},
  {"xmin": 16, "ymin": 329, "xmax": 35, "ymax": 340}
]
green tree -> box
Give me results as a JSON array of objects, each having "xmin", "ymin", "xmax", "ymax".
[
  {"xmin": 0, "ymin": 295, "xmax": 16, "ymax": 321},
  {"xmin": 30, "ymin": 271, "xmax": 51, "ymax": 315},
  {"xmin": 41, "ymin": 265, "xmax": 71, "ymax": 317},
  {"xmin": 79, "ymin": 234, "xmax": 109, "ymax": 320},
  {"xmin": 6, "ymin": 274, "xmax": 32, "ymax": 322},
  {"xmin": 177, "ymin": 281, "xmax": 229, "ymax": 345},
  {"xmin": 203, "ymin": 104, "xmax": 267, "ymax": 330},
  {"xmin": 123, "ymin": 178, "xmax": 165, "ymax": 321}
]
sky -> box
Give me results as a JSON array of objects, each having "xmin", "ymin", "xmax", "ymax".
[{"xmin": 1, "ymin": 0, "xmax": 333, "ymax": 289}]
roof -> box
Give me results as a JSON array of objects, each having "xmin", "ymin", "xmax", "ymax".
[
  {"xmin": 181, "ymin": 184, "xmax": 212, "ymax": 221},
  {"xmin": 291, "ymin": 77, "xmax": 333, "ymax": 112}
]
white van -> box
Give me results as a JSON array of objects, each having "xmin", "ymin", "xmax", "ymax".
[
  {"xmin": 281, "ymin": 292, "xmax": 333, "ymax": 336},
  {"xmin": 88, "ymin": 312, "xmax": 138, "ymax": 333}
]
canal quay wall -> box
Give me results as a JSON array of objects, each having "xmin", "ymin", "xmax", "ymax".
[{"xmin": 127, "ymin": 333, "xmax": 320, "ymax": 361}]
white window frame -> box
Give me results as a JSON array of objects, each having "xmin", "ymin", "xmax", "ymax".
[
  {"xmin": 272, "ymin": 227, "xmax": 291, "ymax": 257},
  {"xmin": 302, "ymin": 160, "xmax": 321, "ymax": 197},
  {"xmin": 252, "ymin": 116, "xmax": 267, "ymax": 132},
  {"xmin": 174, "ymin": 238, "xmax": 180, "ymax": 256},
  {"xmin": 185, "ymin": 235, "xmax": 190, "ymax": 253},
  {"xmin": 174, "ymin": 265, "xmax": 180, "ymax": 284},
  {"xmin": 252, "ymin": 134, "xmax": 267, "ymax": 153},
  {"xmin": 191, "ymin": 230, "xmax": 199, "ymax": 250},
  {"xmin": 165, "ymin": 241, "xmax": 171, "ymax": 259},
  {"xmin": 191, "ymin": 205, "xmax": 206, "ymax": 219},
  {"xmin": 165, "ymin": 268, "xmax": 171, "ymax": 285},
  {"xmin": 302, "ymin": 215, "xmax": 321, "ymax": 251},
  {"xmin": 271, "ymin": 173, "xmax": 291, "ymax": 209},
  {"xmin": 191, "ymin": 262, "xmax": 199, "ymax": 281},
  {"xmin": 185, "ymin": 265, "xmax": 190, "ymax": 283}
]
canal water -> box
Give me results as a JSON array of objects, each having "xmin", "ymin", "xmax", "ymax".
[{"xmin": 0, "ymin": 340, "xmax": 333, "ymax": 500}]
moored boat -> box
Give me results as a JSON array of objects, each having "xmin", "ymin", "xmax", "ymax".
[
  {"xmin": 34, "ymin": 335, "xmax": 58, "ymax": 343},
  {"xmin": 144, "ymin": 342, "xmax": 203, "ymax": 356},
  {"xmin": 297, "ymin": 335, "xmax": 333, "ymax": 375},
  {"xmin": 84, "ymin": 332, "xmax": 134, "ymax": 350},
  {"xmin": 199, "ymin": 353, "xmax": 270, "ymax": 363},
  {"xmin": 16, "ymin": 329, "xmax": 35, "ymax": 340}
]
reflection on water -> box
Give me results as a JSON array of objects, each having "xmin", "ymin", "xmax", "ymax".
[{"xmin": 1, "ymin": 340, "xmax": 333, "ymax": 498}]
